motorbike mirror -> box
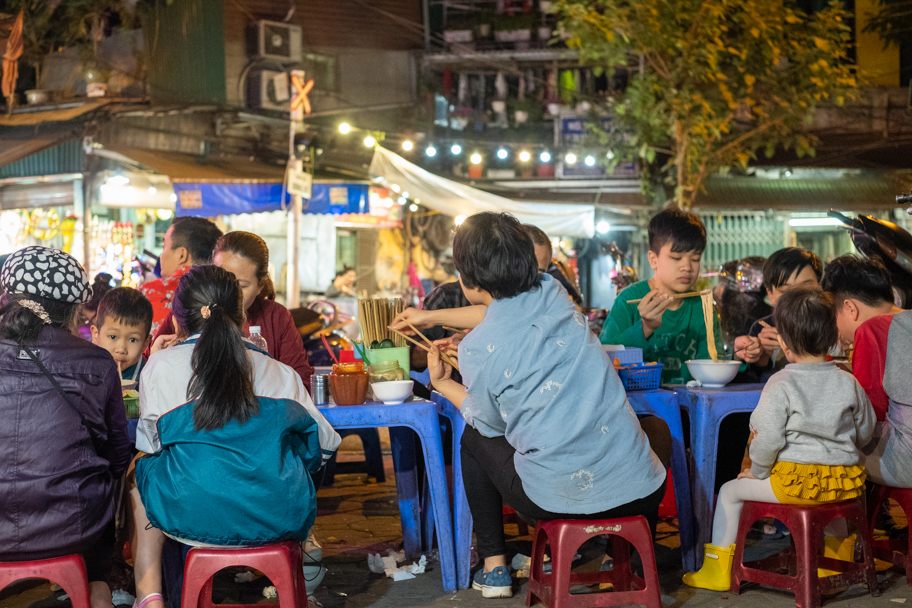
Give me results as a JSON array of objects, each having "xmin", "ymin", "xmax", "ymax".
[
  {"xmin": 827, "ymin": 209, "xmax": 861, "ymax": 229},
  {"xmin": 897, "ymin": 192, "xmax": 912, "ymax": 205}
]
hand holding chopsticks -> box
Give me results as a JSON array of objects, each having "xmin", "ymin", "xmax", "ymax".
[
  {"xmin": 399, "ymin": 317, "xmax": 460, "ymax": 371},
  {"xmin": 627, "ymin": 290, "xmax": 709, "ymax": 305}
]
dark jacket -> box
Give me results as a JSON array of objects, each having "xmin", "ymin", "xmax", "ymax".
[{"xmin": 0, "ymin": 326, "xmax": 132, "ymax": 560}]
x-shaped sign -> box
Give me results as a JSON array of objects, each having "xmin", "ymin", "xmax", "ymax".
[{"xmin": 290, "ymin": 71, "xmax": 314, "ymax": 116}]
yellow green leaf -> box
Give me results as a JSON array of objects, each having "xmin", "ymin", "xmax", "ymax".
[
  {"xmin": 814, "ymin": 37, "xmax": 829, "ymax": 51},
  {"xmin": 744, "ymin": 74, "xmax": 756, "ymax": 87},
  {"xmin": 750, "ymin": 27, "xmax": 760, "ymax": 38}
]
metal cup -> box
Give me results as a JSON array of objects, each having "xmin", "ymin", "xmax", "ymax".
[{"xmin": 311, "ymin": 374, "xmax": 329, "ymax": 405}]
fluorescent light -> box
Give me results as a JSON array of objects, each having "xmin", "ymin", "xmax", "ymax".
[
  {"xmin": 596, "ymin": 221, "xmax": 610, "ymax": 234},
  {"xmin": 426, "ymin": 146, "xmax": 437, "ymax": 157},
  {"xmin": 338, "ymin": 123, "xmax": 351, "ymax": 134},
  {"xmin": 788, "ymin": 217, "xmax": 843, "ymax": 227}
]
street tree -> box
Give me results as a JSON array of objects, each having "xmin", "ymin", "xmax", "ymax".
[{"xmin": 554, "ymin": 0, "xmax": 860, "ymax": 207}]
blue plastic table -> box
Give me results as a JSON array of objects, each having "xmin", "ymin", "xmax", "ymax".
[
  {"xmin": 674, "ymin": 384, "xmax": 763, "ymax": 568},
  {"xmin": 627, "ymin": 389, "xmax": 696, "ymax": 571},
  {"xmin": 317, "ymin": 399, "xmax": 457, "ymax": 592}
]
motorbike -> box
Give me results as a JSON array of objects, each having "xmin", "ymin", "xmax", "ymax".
[
  {"xmin": 828, "ymin": 196, "xmax": 912, "ymax": 307},
  {"xmin": 289, "ymin": 300, "xmax": 354, "ymax": 367}
]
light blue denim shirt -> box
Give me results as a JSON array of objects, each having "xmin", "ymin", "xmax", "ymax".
[{"xmin": 459, "ymin": 274, "xmax": 666, "ymax": 514}]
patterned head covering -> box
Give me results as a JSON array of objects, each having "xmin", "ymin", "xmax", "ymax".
[{"xmin": 0, "ymin": 246, "xmax": 91, "ymax": 304}]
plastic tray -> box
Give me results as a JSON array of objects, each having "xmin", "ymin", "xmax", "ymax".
[
  {"xmin": 603, "ymin": 346, "xmax": 643, "ymax": 365},
  {"xmin": 617, "ymin": 362, "xmax": 664, "ymax": 391}
]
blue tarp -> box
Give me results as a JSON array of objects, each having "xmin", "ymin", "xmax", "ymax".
[{"xmin": 173, "ymin": 182, "xmax": 370, "ymax": 217}]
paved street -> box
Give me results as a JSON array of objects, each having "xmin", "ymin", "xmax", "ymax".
[{"xmin": 2, "ymin": 436, "xmax": 911, "ymax": 608}]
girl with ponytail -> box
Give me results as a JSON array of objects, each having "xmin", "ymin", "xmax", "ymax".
[
  {"xmin": 150, "ymin": 231, "xmax": 315, "ymax": 393},
  {"xmin": 130, "ymin": 266, "xmax": 340, "ymax": 608}
]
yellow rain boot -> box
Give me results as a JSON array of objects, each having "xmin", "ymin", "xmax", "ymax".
[
  {"xmin": 818, "ymin": 534, "xmax": 856, "ymax": 578},
  {"xmin": 682, "ymin": 544, "xmax": 736, "ymax": 591}
]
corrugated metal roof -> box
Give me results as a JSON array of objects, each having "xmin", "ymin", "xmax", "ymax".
[
  {"xmin": 696, "ymin": 175, "xmax": 911, "ymax": 211},
  {"xmin": 102, "ymin": 143, "xmax": 285, "ymax": 183},
  {"xmin": 142, "ymin": 0, "xmax": 227, "ymax": 105},
  {"xmin": 0, "ymin": 129, "xmax": 84, "ymax": 179}
]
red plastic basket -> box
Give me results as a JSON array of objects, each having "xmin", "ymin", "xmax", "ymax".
[{"xmin": 617, "ymin": 362, "xmax": 664, "ymax": 391}]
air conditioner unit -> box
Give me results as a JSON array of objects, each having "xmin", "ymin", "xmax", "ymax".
[
  {"xmin": 249, "ymin": 20, "xmax": 302, "ymax": 63},
  {"xmin": 247, "ymin": 69, "xmax": 291, "ymax": 113}
]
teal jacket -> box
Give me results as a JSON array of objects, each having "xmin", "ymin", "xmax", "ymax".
[{"xmin": 135, "ymin": 396, "xmax": 322, "ymax": 546}]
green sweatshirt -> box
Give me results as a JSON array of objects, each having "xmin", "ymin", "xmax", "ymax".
[{"xmin": 599, "ymin": 280, "xmax": 724, "ymax": 384}]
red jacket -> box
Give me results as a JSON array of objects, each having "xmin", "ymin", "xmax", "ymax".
[
  {"xmin": 853, "ymin": 314, "xmax": 894, "ymax": 421},
  {"xmin": 153, "ymin": 298, "xmax": 314, "ymax": 393}
]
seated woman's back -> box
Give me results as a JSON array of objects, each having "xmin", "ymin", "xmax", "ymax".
[
  {"xmin": 0, "ymin": 247, "xmax": 131, "ymax": 560},
  {"xmin": 135, "ymin": 265, "xmax": 340, "ymax": 546},
  {"xmin": 459, "ymin": 274, "xmax": 665, "ymax": 515}
]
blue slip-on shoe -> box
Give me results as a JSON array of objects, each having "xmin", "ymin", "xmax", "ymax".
[{"xmin": 472, "ymin": 566, "xmax": 513, "ymax": 598}]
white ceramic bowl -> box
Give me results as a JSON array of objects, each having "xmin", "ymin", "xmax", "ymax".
[
  {"xmin": 685, "ymin": 360, "xmax": 741, "ymax": 388},
  {"xmin": 371, "ymin": 380, "xmax": 414, "ymax": 405}
]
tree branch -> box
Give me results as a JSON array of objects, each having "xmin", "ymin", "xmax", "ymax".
[{"xmin": 712, "ymin": 116, "xmax": 786, "ymax": 159}]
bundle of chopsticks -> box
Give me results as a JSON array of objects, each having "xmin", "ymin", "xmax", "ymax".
[
  {"xmin": 627, "ymin": 289, "xmax": 710, "ymax": 305},
  {"xmin": 358, "ymin": 298, "xmax": 406, "ymax": 347},
  {"xmin": 390, "ymin": 319, "xmax": 460, "ymax": 372}
]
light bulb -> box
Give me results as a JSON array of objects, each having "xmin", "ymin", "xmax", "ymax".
[
  {"xmin": 338, "ymin": 123, "xmax": 351, "ymax": 134},
  {"xmin": 496, "ymin": 148, "xmax": 508, "ymax": 160},
  {"xmin": 470, "ymin": 152, "xmax": 482, "ymax": 165},
  {"xmin": 451, "ymin": 144, "xmax": 462, "ymax": 155},
  {"xmin": 519, "ymin": 150, "xmax": 531, "ymax": 162},
  {"xmin": 364, "ymin": 135, "xmax": 377, "ymax": 147},
  {"xmin": 584, "ymin": 155, "xmax": 596, "ymax": 166},
  {"xmin": 409, "ymin": 203, "xmax": 418, "ymax": 212},
  {"xmin": 398, "ymin": 197, "xmax": 407, "ymax": 205},
  {"xmin": 540, "ymin": 151, "xmax": 551, "ymax": 163},
  {"xmin": 596, "ymin": 221, "xmax": 610, "ymax": 234},
  {"xmin": 147, "ymin": 186, "xmax": 157, "ymax": 195},
  {"xmin": 402, "ymin": 140, "xmax": 414, "ymax": 151},
  {"xmin": 565, "ymin": 153, "xmax": 577, "ymax": 165},
  {"xmin": 391, "ymin": 184, "xmax": 401, "ymax": 193},
  {"xmin": 606, "ymin": 150, "xmax": 615, "ymax": 160},
  {"xmin": 426, "ymin": 146, "xmax": 437, "ymax": 157}
]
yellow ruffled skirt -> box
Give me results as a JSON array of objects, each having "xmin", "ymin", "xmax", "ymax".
[{"xmin": 770, "ymin": 462, "xmax": 867, "ymax": 505}]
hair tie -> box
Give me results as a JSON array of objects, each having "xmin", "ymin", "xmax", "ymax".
[
  {"xmin": 19, "ymin": 299, "xmax": 52, "ymax": 324},
  {"xmin": 200, "ymin": 303, "xmax": 218, "ymax": 319}
]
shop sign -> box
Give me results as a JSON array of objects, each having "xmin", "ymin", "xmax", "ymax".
[
  {"xmin": 287, "ymin": 169, "xmax": 313, "ymax": 199},
  {"xmin": 179, "ymin": 190, "xmax": 203, "ymax": 209}
]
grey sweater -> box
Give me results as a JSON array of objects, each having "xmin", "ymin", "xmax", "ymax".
[{"xmin": 749, "ymin": 361, "xmax": 876, "ymax": 479}]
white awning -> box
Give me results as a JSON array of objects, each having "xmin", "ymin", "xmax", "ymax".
[{"xmin": 369, "ymin": 146, "xmax": 595, "ymax": 238}]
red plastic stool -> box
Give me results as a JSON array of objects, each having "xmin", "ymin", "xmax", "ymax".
[
  {"xmin": 504, "ymin": 506, "xmax": 530, "ymax": 536},
  {"xmin": 181, "ymin": 541, "xmax": 307, "ymax": 608},
  {"xmin": 868, "ymin": 484, "xmax": 912, "ymax": 585},
  {"xmin": 0, "ymin": 554, "xmax": 91, "ymax": 608},
  {"xmin": 526, "ymin": 516, "xmax": 661, "ymax": 608},
  {"xmin": 730, "ymin": 499, "xmax": 879, "ymax": 608}
]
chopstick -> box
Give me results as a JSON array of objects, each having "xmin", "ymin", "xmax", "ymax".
[
  {"xmin": 398, "ymin": 317, "xmax": 461, "ymax": 371},
  {"xmin": 627, "ymin": 290, "xmax": 707, "ymax": 305},
  {"xmin": 442, "ymin": 326, "xmax": 466, "ymax": 333},
  {"xmin": 758, "ymin": 320, "xmax": 772, "ymax": 329},
  {"xmin": 390, "ymin": 327, "xmax": 461, "ymax": 371}
]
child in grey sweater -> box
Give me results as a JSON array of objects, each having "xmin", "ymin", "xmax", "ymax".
[{"xmin": 684, "ymin": 287, "xmax": 876, "ymax": 591}]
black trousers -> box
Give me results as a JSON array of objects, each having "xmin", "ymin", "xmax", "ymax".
[{"xmin": 461, "ymin": 415, "xmax": 672, "ymax": 559}]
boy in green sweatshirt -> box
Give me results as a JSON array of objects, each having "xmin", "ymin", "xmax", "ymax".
[{"xmin": 600, "ymin": 207, "xmax": 723, "ymax": 384}]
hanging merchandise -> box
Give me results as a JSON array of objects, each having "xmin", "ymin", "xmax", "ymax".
[
  {"xmin": 29, "ymin": 208, "xmax": 60, "ymax": 241},
  {"xmin": 61, "ymin": 213, "xmax": 77, "ymax": 254},
  {"xmin": 91, "ymin": 220, "xmax": 142, "ymax": 288},
  {"xmin": 457, "ymin": 72, "xmax": 469, "ymax": 105},
  {"xmin": 559, "ymin": 70, "xmax": 577, "ymax": 104},
  {"xmin": 494, "ymin": 71, "xmax": 508, "ymax": 99}
]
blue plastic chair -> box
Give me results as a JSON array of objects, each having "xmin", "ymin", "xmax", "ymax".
[
  {"xmin": 627, "ymin": 389, "xmax": 697, "ymax": 572},
  {"xmin": 317, "ymin": 400, "xmax": 457, "ymax": 592},
  {"xmin": 675, "ymin": 384, "xmax": 763, "ymax": 569}
]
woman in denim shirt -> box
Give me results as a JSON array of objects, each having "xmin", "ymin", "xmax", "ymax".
[{"xmin": 393, "ymin": 213, "xmax": 670, "ymax": 599}]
